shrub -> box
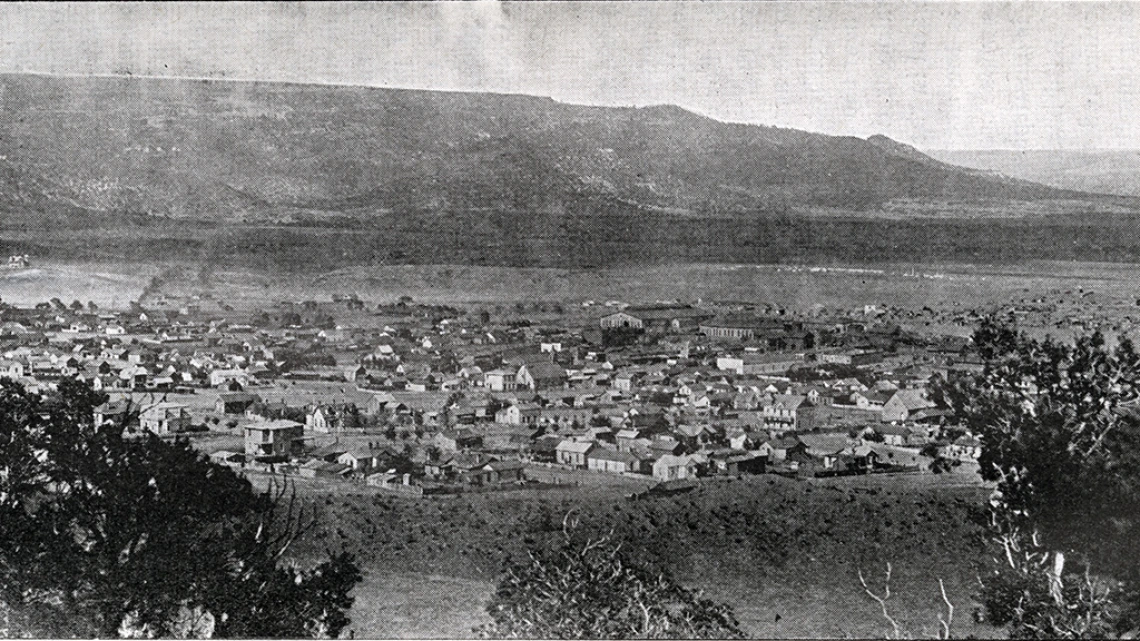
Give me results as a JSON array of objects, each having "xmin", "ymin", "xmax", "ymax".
[
  {"xmin": 934, "ymin": 316, "xmax": 1140, "ymax": 637},
  {"xmin": 0, "ymin": 378, "xmax": 362, "ymax": 638},
  {"xmin": 477, "ymin": 519, "xmax": 744, "ymax": 639}
]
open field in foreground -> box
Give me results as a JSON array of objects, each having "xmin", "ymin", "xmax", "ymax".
[{"xmin": 281, "ymin": 471, "xmax": 996, "ymax": 639}]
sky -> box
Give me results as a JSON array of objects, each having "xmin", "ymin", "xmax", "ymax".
[{"xmin": 1, "ymin": 1, "xmax": 1138, "ymax": 150}]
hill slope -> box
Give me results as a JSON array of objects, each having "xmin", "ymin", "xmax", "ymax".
[
  {"xmin": 0, "ymin": 73, "xmax": 1078, "ymax": 223},
  {"xmin": 928, "ymin": 149, "xmax": 1140, "ymax": 198}
]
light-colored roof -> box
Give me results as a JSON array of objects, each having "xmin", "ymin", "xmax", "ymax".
[
  {"xmin": 555, "ymin": 440, "xmax": 594, "ymax": 454},
  {"xmin": 588, "ymin": 448, "xmax": 639, "ymax": 464},
  {"xmin": 654, "ymin": 453, "xmax": 694, "ymax": 467},
  {"xmin": 244, "ymin": 419, "xmax": 304, "ymax": 431},
  {"xmin": 889, "ymin": 389, "xmax": 937, "ymax": 411}
]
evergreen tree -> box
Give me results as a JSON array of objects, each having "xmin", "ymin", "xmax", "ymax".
[
  {"xmin": 0, "ymin": 378, "xmax": 361, "ymax": 638},
  {"xmin": 933, "ymin": 317, "xmax": 1140, "ymax": 638}
]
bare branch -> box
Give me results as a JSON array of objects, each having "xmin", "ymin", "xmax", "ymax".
[
  {"xmin": 937, "ymin": 578, "xmax": 954, "ymax": 640},
  {"xmin": 858, "ymin": 563, "xmax": 901, "ymax": 640}
]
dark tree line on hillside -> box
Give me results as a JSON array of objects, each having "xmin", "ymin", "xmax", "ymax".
[{"xmin": 0, "ymin": 379, "xmax": 361, "ymax": 638}]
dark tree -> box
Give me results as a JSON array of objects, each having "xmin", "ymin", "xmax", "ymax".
[
  {"xmin": 933, "ymin": 317, "xmax": 1140, "ymax": 638},
  {"xmin": 0, "ymin": 378, "xmax": 361, "ymax": 638}
]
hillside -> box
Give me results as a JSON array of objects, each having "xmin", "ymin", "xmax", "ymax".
[
  {"xmin": 0, "ymin": 73, "xmax": 1081, "ymax": 223},
  {"xmin": 288, "ymin": 474, "xmax": 993, "ymax": 639},
  {"xmin": 928, "ymin": 149, "xmax": 1140, "ymax": 198}
]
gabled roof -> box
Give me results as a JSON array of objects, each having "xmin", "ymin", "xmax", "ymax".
[
  {"xmin": 218, "ymin": 391, "xmax": 260, "ymax": 402},
  {"xmin": 301, "ymin": 460, "xmax": 351, "ymax": 473},
  {"xmin": 521, "ymin": 360, "xmax": 566, "ymax": 381},
  {"xmin": 771, "ymin": 394, "xmax": 810, "ymax": 411},
  {"xmin": 654, "ymin": 453, "xmax": 695, "ymax": 467},
  {"xmin": 888, "ymin": 389, "xmax": 937, "ymax": 411},
  {"xmin": 771, "ymin": 436, "xmax": 805, "ymax": 450},
  {"xmin": 587, "ymin": 448, "xmax": 640, "ymax": 464},
  {"xmin": 609, "ymin": 304, "xmax": 713, "ymax": 321},
  {"xmin": 555, "ymin": 440, "xmax": 594, "ymax": 454},
  {"xmin": 799, "ymin": 434, "xmax": 853, "ymax": 456},
  {"xmin": 485, "ymin": 459, "xmax": 527, "ymax": 472},
  {"xmin": 244, "ymin": 419, "xmax": 304, "ymax": 431},
  {"xmin": 857, "ymin": 390, "xmax": 894, "ymax": 404}
]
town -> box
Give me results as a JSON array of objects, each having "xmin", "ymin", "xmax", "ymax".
[{"xmin": 0, "ymin": 281, "xmax": 991, "ymax": 498}]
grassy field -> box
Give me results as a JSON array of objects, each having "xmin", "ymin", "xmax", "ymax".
[
  {"xmin": 10, "ymin": 258, "xmax": 1140, "ymax": 323},
  {"xmin": 279, "ymin": 471, "xmax": 996, "ymax": 639},
  {"xmin": 0, "ymin": 262, "xmax": 158, "ymax": 307}
]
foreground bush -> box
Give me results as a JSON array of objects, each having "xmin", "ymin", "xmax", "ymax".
[
  {"xmin": 935, "ymin": 317, "xmax": 1140, "ymax": 637},
  {"xmin": 0, "ymin": 378, "xmax": 361, "ymax": 638},
  {"xmin": 478, "ymin": 521, "xmax": 743, "ymax": 639}
]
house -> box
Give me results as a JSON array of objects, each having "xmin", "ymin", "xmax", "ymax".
[
  {"xmin": 586, "ymin": 448, "xmax": 642, "ymax": 474},
  {"xmin": 118, "ymin": 366, "xmax": 150, "ymax": 390},
  {"xmin": 365, "ymin": 392, "xmax": 396, "ymax": 416},
  {"xmin": 613, "ymin": 373, "xmax": 639, "ymax": 392},
  {"xmin": 763, "ymin": 394, "xmax": 815, "ymax": 432},
  {"xmin": 436, "ymin": 429, "xmax": 484, "ymax": 452},
  {"xmin": 615, "ymin": 428, "xmax": 642, "ymax": 452},
  {"xmin": 210, "ymin": 369, "xmax": 248, "ymax": 389},
  {"xmin": 708, "ymin": 450, "xmax": 766, "ymax": 475},
  {"xmin": 531, "ymin": 434, "xmax": 563, "ymax": 462},
  {"xmin": 516, "ymin": 360, "xmax": 567, "ymax": 391},
  {"xmin": 876, "ymin": 424, "xmax": 914, "ymax": 447},
  {"xmin": 882, "ymin": 389, "xmax": 939, "ymax": 423},
  {"xmin": 0, "ymin": 359, "xmax": 26, "ymax": 379},
  {"xmin": 463, "ymin": 459, "xmax": 527, "ymax": 485},
  {"xmin": 941, "ymin": 436, "xmax": 983, "ymax": 461},
  {"xmin": 95, "ymin": 400, "xmax": 132, "ymax": 427},
  {"xmin": 298, "ymin": 459, "xmax": 351, "ymax": 478},
  {"xmin": 243, "ymin": 420, "xmax": 305, "ymax": 458},
  {"xmin": 306, "ymin": 406, "xmax": 336, "ymax": 433},
  {"xmin": 216, "ymin": 391, "xmax": 261, "ymax": 415},
  {"xmin": 336, "ymin": 449, "xmax": 378, "ymax": 473},
  {"xmin": 799, "ymin": 434, "xmax": 855, "ymax": 469},
  {"xmin": 495, "ymin": 403, "xmax": 542, "ymax": 426},
  {"xmin": 675, "ymin": 423, "xmax": 717, "ymax": 448},
  {"xmin": 853, "ymin": 390, "xmax": 893, "ymax": 410},
  {"xmin": 652, "ymin": 453, "xmax": 698, "ymax": 481},
  {"xmin": 484, "ymin": 368, "xmax": 518, "ymax": 392},
  {"xmin": 728, "ymin": 431, "xmax": 756, "ymax": 450},
  {"xmin": 426, "ymin": 452, "xmax": 495, "ymax": 479},
  {"xmin": 555, "ymin": 440, "xmax": 594, "ymax": 468},
  {"xmin": 768, "ymin": 437, "xmax": 809, "ymax": 462},
  {"xmin": 344, "ymin": 364, "xmax": 368, "ymax": 383},
  {"xmin": 208, "ymin": 450, "xmax": 245, "ymax": 467},
  {"xmin": 647, "ymin": 437, "xmax": 685, "ymax": 458},
  {"xmin": 138, "ymin": 403, "xmax": 190, "ymax": 435}
]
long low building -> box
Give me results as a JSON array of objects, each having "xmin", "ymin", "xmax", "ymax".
[
  {"xmin": 716, "ymin": 352, "xmax": 804, "ymax": 375},
  {"xmin": 701, "ymin": 315, "xmax": 814, "ymax": 349},
  {"xmin": 599, "ymin": 304, "xmax": 714, "ymax": 333}
]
